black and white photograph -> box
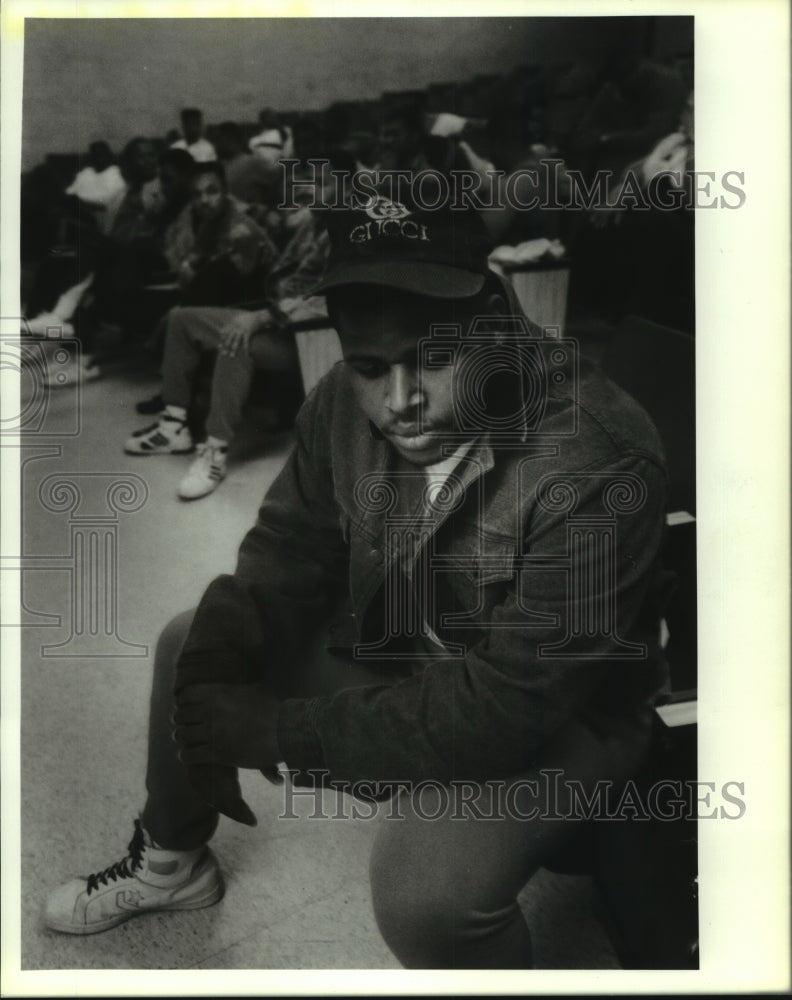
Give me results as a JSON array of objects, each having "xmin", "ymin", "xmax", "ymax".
[{"xmin": 0, "ymin": 1, "xmax": 788, "ymax": 993}]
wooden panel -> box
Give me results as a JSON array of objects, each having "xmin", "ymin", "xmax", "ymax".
[
  {"xmin": 294, "ymin": 327, "xmax": 343, "ymax": 396},
  {"xmin": 505, "ymin": 267, "xmax": 570, "ymax": 334}
]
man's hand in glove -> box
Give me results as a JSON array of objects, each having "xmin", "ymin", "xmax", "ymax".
[
  {"xmin": 172, "ymin": 683, "xmax": 282, "ymax": 826},
  {"xmin": 173, "ymin": 683, "xmax": 281, "ymax": 771}
]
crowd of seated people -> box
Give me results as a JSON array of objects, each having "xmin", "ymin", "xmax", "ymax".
[
  {"xmin": 20, "ymin": 45, "xmax": 694, "ymax": 498},
  {"xmin": 24, "ymin": 138, "xmax": 195, "ymax": 381},
  {"xmin": 125, "ymin": 157, "xmax": 347, "ymax": 500}
]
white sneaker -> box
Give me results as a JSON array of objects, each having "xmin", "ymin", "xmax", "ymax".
[
  {"xmin": 178, "ymin": 442, "xmax": 228, "ymax": 500},
  {"xmin": 43, "ymin": 819, "xmax": 224, "ymax": 935},
  {"xmin": 125, "ymin": 415, "xmax": 194, "ymax": 455}
]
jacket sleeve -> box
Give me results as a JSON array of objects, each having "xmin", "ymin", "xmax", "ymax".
[
  {"xmin": 274, "ymin": 228, "xmax": 331, "ymax": 301},
  {"xmin": 276, "ymin": 452, "xmax": 669, "ymax": 787},
  {"xmin": 162, "ymin": 205, "xmax": 195, "ymax": 272},
  {"xmin": 234, "ymin": 378, "xmax": 349, "ymax": 622},
  {"xmin": 176, "ymin": 379, "xmax": 349, "ymax": 690}
]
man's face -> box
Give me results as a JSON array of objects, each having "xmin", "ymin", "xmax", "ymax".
[
  {"xmin": 336, "ymin": 288, "xmax": 471, "ymax": 466},
  {"xmin": 378, "ymin": 119, "xmax": 417, "ymax": 169},
  {"xmin": 133, "ymin": 141, "xmax": 159, "ymax": 183},
  {"xmin": 159, "ymin": 164, "xmax": 191, "ymax": 205},
  {"xmin": 182, "ymin": 115, "xmax": 203, "ymax": 144},
  {"xmin": 88, "ymin": 144, "xmax": 112, "ymax": 172},
  {"xmin": 379, "ymin": 121, "xmax": 409, "ymax": 162},
  {"xmin": 192, "ymin": 172, "xmax": 227, "ymax": 222}
]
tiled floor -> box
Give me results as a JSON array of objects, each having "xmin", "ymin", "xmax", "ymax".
[{"xmin": 15, "ymin": 360, "xmax": 621, "ymax": 971}]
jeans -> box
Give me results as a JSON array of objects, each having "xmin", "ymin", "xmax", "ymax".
[
  {"xmin": 142, "ymin": 609, "xmax": 652, "ymax": 969},
  {"xmin": 161, "ymin": 307, "xmax": 298, "ymax": 441}
]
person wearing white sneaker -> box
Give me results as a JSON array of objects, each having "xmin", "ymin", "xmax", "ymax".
[
  {"xmin": 43, "ymin": 819, "xmax": 223, "ymax": 935},
  {"xmin": 124, "ymin": 406, "xmax": 194, "ymax": 455},
  {"xmin": 178, "ymin": 438, "xmax": 228, "ymax": 499},
  {"xmin": 121, "ymin": 159, "xmax": 346, "ymax": 499},
  {"xmin": 45, "ymin": 188, "xmax": 669, "ymax": 967}
]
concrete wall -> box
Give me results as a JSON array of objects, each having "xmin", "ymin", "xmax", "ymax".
[{"xmin": 21, "ymin": 15, "xmax": 691, "ymax": 170}]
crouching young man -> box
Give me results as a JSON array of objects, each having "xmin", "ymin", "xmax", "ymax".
[{"xmin": 44, "ymin": 192, "xmax": 670, "ymax": 969}]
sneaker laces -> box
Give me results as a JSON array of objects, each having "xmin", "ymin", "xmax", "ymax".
[
  {"xmin": 192, "ymin": 443, "xmax": 225, "ymax": 476},
  {"xmin": 85, "ymin": 819, "xmax": 146, "ymax": 895},
  {"xmin": 132, "ymin": 421, "xmax": 162, "ymax": 437},
  {"xmin": 132, "ymin": 415, "xmax": 184, "ymax": 439}
]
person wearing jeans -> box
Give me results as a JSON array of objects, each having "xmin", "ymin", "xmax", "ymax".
[
  {"xmin": 46, "ymin": 190, "xmax": 670, "ymax": 968},
  {"xmin": 124, "ymin": 206, "xmax": 330, "ymax": 500}
]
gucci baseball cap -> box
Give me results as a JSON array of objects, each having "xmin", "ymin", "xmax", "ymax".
[{"xmin": 314, "ymin": 181, "xmax": 494, "ymax": 299}]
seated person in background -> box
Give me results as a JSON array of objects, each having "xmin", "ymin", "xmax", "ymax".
[
  {"xmin": 344, "ymin": 129, "xmax": 378, "ymax": 173},
  {"xmin": 139, "ymin": 147, "xmax": 196, "ymax": 232},
  {"xmin": 170, "ymin": 107, "xmax": 217, "ymax": 163},
  {"xmin": 27, "ymin": 137, "xmax": 167, "ymax": 385},
  {"xmin": 375, "ymin": 106, "xmax": 431, "ymax": 173},
  {"xmin": 447, "ymin": 103, "xmax": 571, "ymax": 246},
  {"xmin": 134, "ymin": 159, "xmax": 280, "ymax": 411},
  {"xmin": 163, "ymin": 161, "xmax": 278, "ymax": 307},
  {"xmin": 574, "ymin": 90, "xmax": 695, "ymax": 333},
  {"xmin": 124, "ymin": 162, "xmax": 335, "ymax": 500},
  {"xmin": 589, "ymin": 89, "xmax": 694, "ymax": 221},
  {"xmin": 249, "ymin": 106, "xmax": 294, "ymax": 166},
  {"xmin": 64, "ymin": 141, "xmax": 126, "ymax": 218},
  {"xmin": 85, "ymin": 141, "xmax": 196, "ymax": 346},
  {"xmin": 25, "ymin": 145, "xmax": 191, "ymax": 345},
  {"xmin": 45, "ymin": 189, "xmax": 670, "ymax": 970},
  {"xmin": 213, "ymin": 120, "xmax": 277, "ymax": 207},
  {"xmin": 566, "ymin": 50, "xmax": 687, "ymax": 179},
  {"xmin": 23, "ymin": 143, "xmax": 119, "ymax": 336},
  {"xmin": 106, "ymin": 137, "xmax": 162, "ymax": 244}
]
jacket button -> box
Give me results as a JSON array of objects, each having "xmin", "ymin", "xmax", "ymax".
[{"xmin": 370, "ymin": 547, "xmax": 381, "ymax": 561}]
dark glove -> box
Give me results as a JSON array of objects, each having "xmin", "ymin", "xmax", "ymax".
[
  {"xmin": 173, "ymin": 682, "xmax": 281, "ymax": 826},
  {"xmin": 174, "ymin": 574, "xmax": 274, "ymax": 826}
]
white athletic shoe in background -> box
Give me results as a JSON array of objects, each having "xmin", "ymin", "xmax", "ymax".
[{"xmin": 178, "ymin": 441, "xmax": 228, "ymax": 500}]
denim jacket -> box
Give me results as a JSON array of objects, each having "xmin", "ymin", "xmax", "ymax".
[{"xmin": 180, "ymin": 353, "xmax": 670, "ymax": 788}]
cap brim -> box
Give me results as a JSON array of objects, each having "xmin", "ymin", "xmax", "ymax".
[{"xmin": 313, "ymin": 260, "xmax": 486, "ymax": 299}]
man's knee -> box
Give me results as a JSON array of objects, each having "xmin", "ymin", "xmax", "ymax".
[
  {"xmin": 165, "ymin": 306, "xmax": 189, "ymax": 335},
  {"xmin": 369, "ymin": 801, "xmax": 519, "ymax": 967},
  {"xmin": 166, "ymin": 305, "xmax": 213, "ymax": 341},
  {"xmin": 369, "ymin": 822, "xmax": 457, "ymax": 966}
]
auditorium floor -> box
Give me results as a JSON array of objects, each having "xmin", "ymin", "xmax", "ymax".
[{"xmin": 15, "ymin": 359, "xmax": 622, "ymax": 972}]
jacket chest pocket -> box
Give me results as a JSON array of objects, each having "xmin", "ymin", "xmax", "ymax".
[{"xmin": 436, "ymin": 533, "xmax": 517, "ymax": 620}]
